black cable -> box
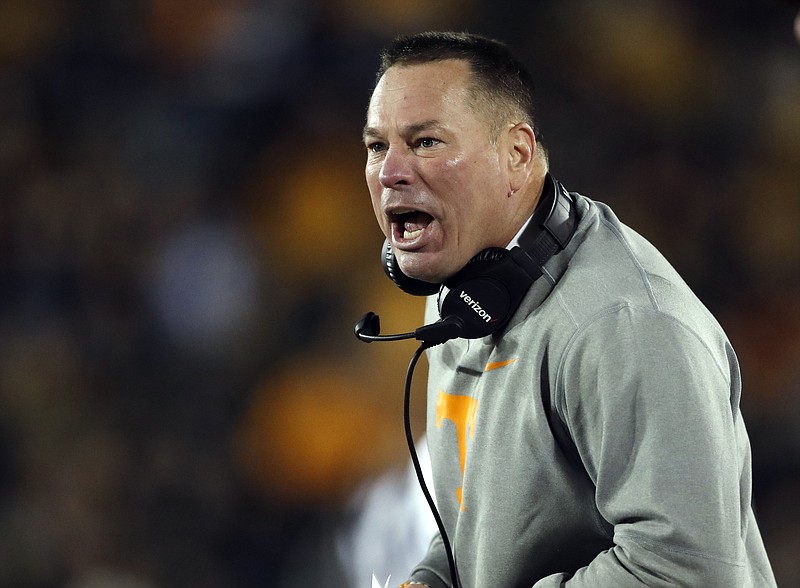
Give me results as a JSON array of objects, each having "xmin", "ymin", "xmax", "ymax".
[{"xmin": 404, "ymin": 343, "xmax": 461, "ymax": 588}]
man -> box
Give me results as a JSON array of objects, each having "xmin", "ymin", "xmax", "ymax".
[{"xmin": 361, "ymin": 32, "xmax": 776, "ymax": 587}]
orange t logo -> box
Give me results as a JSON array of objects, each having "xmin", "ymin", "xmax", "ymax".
[{"xmin": 435, "ymin": 390, "xmax": 478, "ymax": 508}]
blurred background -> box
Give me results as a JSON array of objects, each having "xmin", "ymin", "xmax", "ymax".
[{"xmin": 0, "ymin": 0, "xmax": 798, "ymax": 586}]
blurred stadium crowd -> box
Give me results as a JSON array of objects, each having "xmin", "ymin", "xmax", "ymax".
[{"xmin": 0, "ymin": 0, "xmax": 798, "ymax": 586}]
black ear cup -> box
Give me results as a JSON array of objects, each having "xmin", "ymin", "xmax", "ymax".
[
  {"xmin": 440, "ymin": 247, "xmax": 535, "ymax": 338},
  {"xmin": 381, "ymin": 239, "xmax": 440, "ymax": 296}
]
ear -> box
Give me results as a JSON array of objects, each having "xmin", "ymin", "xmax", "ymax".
[{"xmin": 506, "ymin": 123, "xmax": 536, "ymax": 194}]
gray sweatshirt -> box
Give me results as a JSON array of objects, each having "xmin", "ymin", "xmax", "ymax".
[{"xmin": 410, "ymin": 193, "xmax": 776, "ymax": 587}]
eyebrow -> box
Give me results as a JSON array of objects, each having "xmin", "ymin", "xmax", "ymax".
[{"xmin": 362, "ymin": 119, "xmax": 446, "ymax": 142}]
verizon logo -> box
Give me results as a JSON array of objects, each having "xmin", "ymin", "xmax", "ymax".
[{"xmin": 459, "ymin": 291, "xmax": 492, "ymax": 323}]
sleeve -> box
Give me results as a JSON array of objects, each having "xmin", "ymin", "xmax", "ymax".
[
  {"xmin": 539, "ymin": 305, "xmax": 750, "ymax": 587},
  {"xmin": 406, "ymin": 533, "xmax": 452, "ymax": 588}
]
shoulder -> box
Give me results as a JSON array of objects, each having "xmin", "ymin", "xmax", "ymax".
[
  {"xmin": 561, "ymin": 303, "xmax": 733, "ymax": 379},
  {"xmin": 553, "ymin": 195, "xmax": 725, "ymax": 342}
]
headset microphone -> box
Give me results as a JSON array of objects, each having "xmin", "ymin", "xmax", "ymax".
[
  {"xmin": 353, "ymin": 309, "xmax": 465, "ymax": 588},
  {"xmin": 354, "ymin": 311, "xmax": 464, "ymax": 346}
]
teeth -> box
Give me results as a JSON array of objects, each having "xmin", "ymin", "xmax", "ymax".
[
  {"xmin": 393, "ymin": 208, "xmax": 417, "ymax": 215},
  {"xmin": 404, "ymin": 228, "xmax": 423, "ymax": 239}
]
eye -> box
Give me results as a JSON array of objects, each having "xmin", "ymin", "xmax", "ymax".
[
  {"xmin": 366, "ymin": 141, "xmax": 387, "ymax": 154},
  {"xmin": 417, "ymin": 137, "xmax": 440, "ymax": 149}
]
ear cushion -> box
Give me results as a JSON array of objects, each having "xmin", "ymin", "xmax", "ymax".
[
  {"xmin": 381, "ymin": 239, "xmax": 440, "ymax": 296},
  {"xmin": 465, "ymin": 247, "xmax": 508, "ymax": 265}
]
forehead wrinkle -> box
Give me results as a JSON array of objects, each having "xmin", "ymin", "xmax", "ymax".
[
  {"xmin": 363, "ymin": 119, "xmax": 447, "ymax": 142},
  {"xmin": 406, "ymin": 119, "xmax": 446, "ymax": 135}
]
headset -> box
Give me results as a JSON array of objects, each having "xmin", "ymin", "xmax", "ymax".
[
  {"xmin": 355, "ymin": 173, "xmax": 578, "ymax": 345},
  {"xmin": 353, "ymin": 174, "xmax": 577, "ymax": 588}
]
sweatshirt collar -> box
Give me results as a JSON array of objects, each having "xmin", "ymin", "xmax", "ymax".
[{"xmin": 491, "ymin": 192, "xmax": 587, "ymax": 341}]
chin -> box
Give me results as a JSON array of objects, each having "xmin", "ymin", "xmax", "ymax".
[
  {"xmin": 397, "ymin": 253, "xmax": 450, "ymax": 285},
  {"xmin": 399, "ymin": 266, "xmax": 442, "ymax": 285}
]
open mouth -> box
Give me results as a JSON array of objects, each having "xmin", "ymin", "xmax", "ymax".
[{"xmin": 389, "ymin": 209, "xmax": 434, "ymax": 243}]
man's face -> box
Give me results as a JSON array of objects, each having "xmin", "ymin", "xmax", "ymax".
[{"xmin": 364, "ymin": 60, "xmax": 514, "ymax": 284}]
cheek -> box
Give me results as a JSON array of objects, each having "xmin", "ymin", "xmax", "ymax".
[
  {"xmin": 437, "ymin": 154, "xmax": 501, "ymax": 209},
  {"xmin": 365, "ymin": 173, "xmax": 386, "ymax": 232},
  {"xmin": 368, "ymin": 192, "xmax": 383, "ymax": 227},
  {"xmin": 435, "ymin": 156, "xmax": 475, "ymax": 195},
  {"xmin": 441, "ymin": 149, "xmax": 502, "ymax": 184},
  {"xmin": 445, "ymin": 157, "xmax": 506, "ymax": 246},
  {"xmin": 364, "ymin": 160, "xmax": 379, "ymax": 190}
]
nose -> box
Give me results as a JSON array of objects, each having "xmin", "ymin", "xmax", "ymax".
[{"xmin": 378, "ymin": 145, "xmax": 414, "ymax": 189}]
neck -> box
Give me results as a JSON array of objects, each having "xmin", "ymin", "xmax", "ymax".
[{"xmin": 504, "ymin": 170, "xmax": 547, "ymax": 246}]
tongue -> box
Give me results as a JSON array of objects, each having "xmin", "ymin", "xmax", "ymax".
[{"xmin": 404, "ymin": 211, "xmax": 432, "ymax": 233}]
